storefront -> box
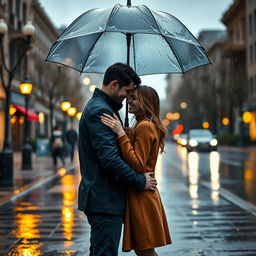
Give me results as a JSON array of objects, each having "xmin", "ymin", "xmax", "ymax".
[{"xmin": 10, "ymin": 92, "xmax": 39, "ymax": 151}]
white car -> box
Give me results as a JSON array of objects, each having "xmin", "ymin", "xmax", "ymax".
[{"xmin": 186, "ymin": 129, "xmax": 218, "ymax": 152}]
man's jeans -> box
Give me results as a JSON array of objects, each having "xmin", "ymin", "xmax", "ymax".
[{"xmin": 87, "ymin": 213, "xmax": 123, "ymax": 256}]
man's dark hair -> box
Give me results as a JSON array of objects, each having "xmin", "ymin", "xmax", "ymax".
[{"xmin": 103, "ymin": 63, "xmax": 141, "ymax": 87}]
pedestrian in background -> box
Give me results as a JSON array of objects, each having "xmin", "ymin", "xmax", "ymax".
[
  {"xmin": 65, "ymin": 124, "xmax": 78, "ymax": 163},
  {"xmin": 51, "ymin": 125, "xmax": 66, "ymax": 167}
]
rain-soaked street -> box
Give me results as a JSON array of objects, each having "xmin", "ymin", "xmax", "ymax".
[{"xmin": 1, "ymin": 143, "xmax": 256, "ymax": 255}]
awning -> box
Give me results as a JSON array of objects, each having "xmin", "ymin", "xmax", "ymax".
[{"xmin": 12, "ymin": 104, "xmax": 39, "ymax": 122}]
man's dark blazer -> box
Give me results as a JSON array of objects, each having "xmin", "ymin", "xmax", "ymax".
[{"xmin": 78, "ymin": 88, "xmax": 146, "ymax": 215}]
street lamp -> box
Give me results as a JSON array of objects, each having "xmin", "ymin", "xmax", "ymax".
[
  {"xmin": 0, "ymin": 20, "xmax": 35, "ymax": 185},
  {"xmin": 76, "ymin": 112, "xmax": 82, "ymax": 121},
  {"xmin": 61, "ymin": 101, "xmax": 71, "ymax": 112},
  {"xmin": 68, "ymin": 107, "xmax": 77, "ymax": 123},
  {"xmin": 61, "ymin": 100, "xmax": 71, "ymax": 133},
  {"xmin": 20, "ymin": 78, "xmax": 33, "ymax": 170}
]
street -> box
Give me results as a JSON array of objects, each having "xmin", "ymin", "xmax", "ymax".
[{"xmin": 1, "ymin": 143, "xmax": 256, "ymax": 255}]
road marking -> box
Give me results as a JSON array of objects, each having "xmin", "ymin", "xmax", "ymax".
[{"xmin": 220, "ymin": 159, "xmax": 243, "ymax": 167}]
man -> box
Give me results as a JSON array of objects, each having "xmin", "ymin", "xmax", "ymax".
[
  {"xmin": 65, "ymin": 124, "xmax": 78, "ymax": 162},
  {"xmin": 78, "ymin": 63, "xmax": 157, "ymax": 256}
]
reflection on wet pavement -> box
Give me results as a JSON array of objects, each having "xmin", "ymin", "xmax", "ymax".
[{"xmin": 0, "ymin": 143, "xmax": 256, "ymax": 255}]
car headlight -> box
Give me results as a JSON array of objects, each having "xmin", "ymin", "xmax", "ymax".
[
  {"xmin": 181, "ymin": 139, "xmax": 187, "ymax": 146},
  {"xmin": 210, "ymin": 139, "xmax": 218, "ymax": 146},
  {"xmin": 189, "ymin": 139, "xmax": 198, "ymax": 147}
]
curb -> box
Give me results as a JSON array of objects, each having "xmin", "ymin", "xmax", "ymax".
[{"xmin": 0, "ymin": 164, "xmax": 77, "ymax": 208}]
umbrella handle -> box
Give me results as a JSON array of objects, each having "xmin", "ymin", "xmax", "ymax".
[{"xmin": 125, "ymin": 99, "xmax": 129, "ymax": 127}]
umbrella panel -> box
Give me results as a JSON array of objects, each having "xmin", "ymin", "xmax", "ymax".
[
  {"xmin": 165, "ymin": 37, "xmax": 210, "ymax": 72},
  {"xmin": 47, "ymin": 33, "xmax": 102, "ymax": 72},
  {"xmin": 83, "ymin": 32, "xmax": 132, "ymax": 73},
  {"xmin": 59, "ymin": 8, "xmax": 112, "ymax": 41}
]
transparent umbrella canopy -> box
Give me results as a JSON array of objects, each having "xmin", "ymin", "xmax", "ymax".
[{"xmin": 46, "ymin": 0, "xmax": 210, "ymax": 125}]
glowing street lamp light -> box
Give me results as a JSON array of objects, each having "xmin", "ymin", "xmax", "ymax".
[
  {"xmin": 166, "ymin": 112, "xmax": 173, "ymax": 120},
  {"xmin": 222, "ymin": 117, "xmax": 229, "ymax": 126},
  {"xmin": 83, "ymin": 77, "xmax": 90, "ymax": 85},
  {"xmin": 173, "ymin": 112, "xmax": 180, "ymax": 120},
  {"xmin": 68, "ymin": 107, "xmax": 77, "ymax": 117},
  {"xmin": 76, "ymin": 112, "xmax": 82, "ymax": 120},
  {"xmin": 89, "ymin": 85, "xmax": 96, "ymax": 93},
  {"xmin": 202, "ymin": 122, "xmax": 210, "ymax": 129},
  {"xmin": 242, "ymin": 112, "xmax": 252, "ymax": 123},
  {"xmin": 162, "ymin": 119, "xmax": 170, "ymax": 126},
  {"xmin": 61, "ymin": 101, "xmax": 71, "ymax": 112},
  {"xmin": 20, "ymin": 79, "xmax": 33, "ymax": 95},
  {"xmin": 180, "ymin": 102, "xmax": 187, "ymax": 109}
]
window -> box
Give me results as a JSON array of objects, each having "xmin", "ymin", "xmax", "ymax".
[
  {"xmin": 22, "ymin": 2, "xmax": 27, "ymax": 24},
  {"xmin": 255, "ymin": 41, "xmax": 256, "ymax": 63},
  {"xmin": 236, "ymin": 28, "xmax": 240, "ymax": 42},
  {"xmin": 254, "ymin": 9, "xmax": 256, "ymax": 33},
  {"xmin": 254, "ymin": 76, "xmax": 256, "ymax": 96},
  {"xmin": 250, "ymin": 44, "xmax": 253, "ymax": 64},
  {"xmin": 249, "ymin": 14, "xmax": 253, "ymax": 35},
  {"xmin": 250, "ymin": 77, "xmax": 254, "ymax": 95},
  {"xmin": 254, "ymin": 75, "xmax": 256, "ymax": 94},
  {"xmin": 16, "ymin": 0, "xmax": 20, "ymax": 19},
  {"xmin": 230, "ymin": 29, "xmax": 234, "ymax": 42}
]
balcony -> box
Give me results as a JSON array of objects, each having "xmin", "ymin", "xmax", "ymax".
[{"xmin": 224, "ymin": 40, "xmax": 246, "ymax": 52}]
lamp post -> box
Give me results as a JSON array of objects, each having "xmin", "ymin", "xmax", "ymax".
[
  {"xmin": 20, "ymin": 78, "xmax": 33, "ymax": 170},
  {"xmin": 0, "ymin": 20, "xmax": 35, "ymax": 185},
  {"xmin": 49, "ymin": 64, "xmax": 61, "ymax": 134}
]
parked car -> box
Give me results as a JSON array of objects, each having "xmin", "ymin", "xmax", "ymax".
[
  {"xmin": 186, "ymin": 129, "xmax": 218, "ymax": 152},
  {"xmin": 177, "ymin": 133, "xmax": 188, "ymax": 146}
]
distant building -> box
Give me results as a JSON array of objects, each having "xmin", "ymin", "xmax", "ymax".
[
  {"xmin": 222, "ymin": 0, "xmax": 247, "ymax": 137},
  {"xmin": 245, "ymin": 0, "xmax": 256, "ymax": 140},
  {"xmin": 165, "ymin": 30, "xmax": 227, "ymax": 133}
]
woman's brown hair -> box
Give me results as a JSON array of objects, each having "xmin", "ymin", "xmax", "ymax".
[{"xmin": 134, "ymin": 85, "xmax": 167, "ymax": 153}]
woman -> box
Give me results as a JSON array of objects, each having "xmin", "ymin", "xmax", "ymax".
[{"xmin": 101, "ymin": 85, "xmax": 171, "ymax": 256}]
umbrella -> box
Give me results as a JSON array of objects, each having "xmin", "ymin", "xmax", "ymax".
[{"xmin": 46, "ymin": 0, "xmax": 210, "ymax": 126}]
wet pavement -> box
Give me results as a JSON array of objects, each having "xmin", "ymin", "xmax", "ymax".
[
  {"xmin": 0, "ymin": 143, "xmax": 256, "ymax": 255},
  {"xmin": 174, "ymin": 144, "xmax": 256, "ymax": 206}
]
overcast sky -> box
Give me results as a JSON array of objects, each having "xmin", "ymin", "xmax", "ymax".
[{"xmin": 40, "ymin": 0, "xmax": 233, "ymax": 99}]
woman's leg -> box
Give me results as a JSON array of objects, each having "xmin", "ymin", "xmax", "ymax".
[{"xmin": 137, "ymin": 248, "xmax": 158, "ymax": 256}]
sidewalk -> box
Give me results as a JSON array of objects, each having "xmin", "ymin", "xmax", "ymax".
[{"xmin": 0, "ymin": 152, "xmax": 76, "ymax": 207}]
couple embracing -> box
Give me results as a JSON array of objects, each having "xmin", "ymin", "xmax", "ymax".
[{"xmin": 78, "ymin": 63, "xmax": 171, "ymax": 256}]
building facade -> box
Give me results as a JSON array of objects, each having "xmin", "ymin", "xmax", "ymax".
[
  {"xmin": 0, "ymin": 0, "xmax": 86, "ymax": 151},
  {"xmin": 245, "ymin": 0, "xmax": 256, "ymax": 140}
]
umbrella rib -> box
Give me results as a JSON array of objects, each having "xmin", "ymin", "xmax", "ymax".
[
  {"xmin": 105, "ymin": 4, "xmax": 120, "ymax": 31},
  {"xmin": 143, "ymin": 5, "xmax": 184, "ymax": 73},
  {"xmin": 132, "ymin": 34, "xmax": 136, "ymax": 72},
  {"xmin": 79, "ymin": 2, "xmax": 118, "ymax": 72},
  {"xmin": 79, "ymin": 32, "xmax": 104, "ymax": 74}
]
